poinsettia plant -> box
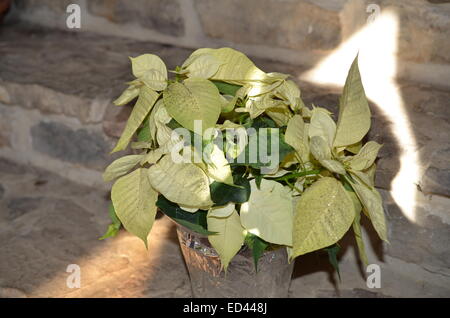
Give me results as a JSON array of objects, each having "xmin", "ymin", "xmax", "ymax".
[{"xmin": 101, "ymin": 48, "xmax": 387, "ymax": 274}]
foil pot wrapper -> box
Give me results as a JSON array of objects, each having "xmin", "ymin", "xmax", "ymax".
[{"xmin": 176, "ymin": 225, "xmax": 294, "ymax": 298}]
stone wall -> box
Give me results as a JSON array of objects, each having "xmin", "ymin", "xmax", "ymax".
[
  {"xmin": 1, "ymin": 1, "xmax": 449, "ymax": 297},
  {"xmin": 0, "ymin": 24, "xmax": 194, "ymax": 189},
  {"xmin": 9, "ymin": 0, "xmax": 450, "ymax": 88}
]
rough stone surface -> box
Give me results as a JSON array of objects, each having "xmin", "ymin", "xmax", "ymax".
[
  {"xmin": 15, "ymin": 0, "xmax": 73, "ymax": 14},
  {"xmin": 0, "ymin": 81, "xmax": 110, "ymax": 124},
  {"xmin": 397, "ymin": 83, "xmax": 450, "ymax": 197},
  {"xmin": 0, "ymin": 106, "xmax": 11, "ymax": 147},
  {"xmin": 378, "ymin": 0, "xmax": 450, "ymax": 64},
  {"xmin": 0, "ymin": 287, "xmax": 27, "ymax": 298},
  {"xmin": 194, "ymin": 0, "xmax": 343, "ymax": 51},
  {"xmin": 6, "ymin": 197, "xmax": 43, "ymax": 221},
  {"xmin": 87, "ymin": 0, "xmax": 184, "ymax": 37},
  {"xmin": 383, "ymin": 195, "xmax": 450, "ymax": 271},
  {"xmin": 316, "ymin": 288, "xmax": 391, "ymax": 298},
  {"xmin": 422, "ymin": 148, "xmax": 450, "ymax": 197},
  {"xmin": 0, "ymin": 158, "xmax": 191, "ymax": 298},
  {"xmin": 31, "ymin": 122, "xmax": 110, "ymax": 170},
  {"xmin": 102, "ymin": 105, "xmax": 132, "ymax": 138},
  {"xmin": 0, "ymin": 25, "xmax": 191, "ymax": 123}
]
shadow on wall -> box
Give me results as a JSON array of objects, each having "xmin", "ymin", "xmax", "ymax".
[
  {"xmin": 293, "ymin": 9, "xmax": 404, "ymax": 292},
  {"xmin": 292, "ymin": 6, "xmax": 450, "ymax": 294}
]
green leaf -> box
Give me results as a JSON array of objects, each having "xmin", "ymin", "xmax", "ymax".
[
  {"xmin": 248, "ymin": 116, "xmax": 277, "ymax": 129},
  {"xmin": 353, "ymin": 210, "xmax": 369, "ymax": 267},
  {"xmin": 137, "ymin": 126, "xmax": 152, "ymax": 142},
  {"xmin": 208, "ymin": 209, "xmax": 245, "ymax": 271},
  {"xmin": 320, "ymin": 159, "xmax": 346, "ymax": 175},
  {"xmin": 108, "ymin": 201, "xmax": 121, "ymax": 225},
  {"xmin": 292, "ymin": 177, "xmax": 355, "ymax": 258},
  {"xmin": 181, "ymin": 48, "xmax": 214, "ymax": 67},
  {"xmin": 236, "ymin": 128, "xmax": 294, "ymax": 169},
  {"xmin": 349, "ymin": 170, "xmax": 374, "ymax": 189},
  {"xmin": 285, "ymin": 115, "xmax": 309, "ymax": 163},
  {"xmin": 149, "ymin": 99, "xmax": 165, "ymax": 144},
  {"xmin": 267, "ymin": 72, "xmax": 290, "ymax": 81},
  {"xmin": 136, "ymin": 115, "xmax": 152, "ymax": 142},
  {"xmin": 156, "ymin": 195, "xmax": 216, "ymax": 235},
  {"xmin": 350, "ymin": 178, "xmax": 388, "ymax": 242},
  {"xmin": 244, "ymin": 232, "xmax": 269, "ymax": 272},
  {"xmin": 212, "ymin": 80, "xmax": 242, "ymax": 96},
  {"xmin": 130, "ymin": 54, "xmax": 167, "ymax": 90},
  {"xmin": 343, "ymin": 181, "xmax": 368, "ymax": 266},
  {"xmin": 131, "ymin": 141, "xmax": 152, "ymax": 150},
  {"xmin": 347, "ymin": 185, "xmax": 363, "ymax": 213},
  {"xmin": 103, "ymin": 154, "xmax": 144, "ymax": 182},
  {"xmin": 255, "ymin": 174, "xmax": 263, "ymax": 189},
  {"xmin": 310, "ymin": 135, "xmax": 331, "ymax": 160},
  {"xmin": 348, "ymin": 141, "xmax": 382, "ymax": 171},
  {"xmin": 210, "ymin": 175, "xmax": 250, "ymax": 205},
  {"xmin": 163, "ymin": 78, "xmax": 222, "ymax": 133},
  {"xmin": 175, "ymin": 219, "xmax": 216, "ymax": 236},
  {"xmin": 181, "ymin": 53, "xmax": 222, "ymax": 79},
  {"xmin": 197, "ymin": 47, "xmax": 269, "ymax": 85},
  {"xmin": 309, "ymin": 107, "xmax": 336, "ymax": 148},
  {"xmin": 310, "ymin": 136, "xmax": 346, "ymax": 174},
  {"xmin": 276, "ymin": 80, "xmax": 302, "ymax": 111},
  {"xmin": 346, "ymin": 141, "xmax": 362, "ymax": 154},
  {"xmin": 203, "ymin": 144, "xmax": 233, "ymax": 185},
  {"xmin": 99, "ymin": 203, "xmax": 121, "ymax": 240},
  {"xmin": 153, "ymin": 103, "xmax": 174, "ymax": 146},
  {"xmin": 113, "ymin": 85, "xmax": 140, "ymax": 106},
  {"xmin": 99, "ymin": 224, "xmax": 120, "ymax": 240},
  {"xmin": 209, "ymin": 202, "xmax": 235, "ymax": 218},
  {"xmin": 220, "ymin": 94, "xmax": 238, "ymax": 113},
  {"xmin": 148, "ymin": 155, "xmax": 213, "ymax": 208},
  {"xmin": 266, "ymin": 105, "xmax": 292, "ymax": 127},
  {"xmin": 111, "ymin": 168, "xmax": 158, "ymax": 247},
  {"xmin": 131, "ymin": 54, "xmax": 166, "ymax": 78},
  {"xmin": 333, "ymin": 55, "xmax": 371, "ymax": 148},
  {"xmin": 364, "ymin": 163, "xmax": 377, "ymax": 187},
  {"xmin": 325, "ymin": 244, "xmax": 341, "ymax": 281},
  {"xmin": 140, "ymin": 69, "xmax": 168, "ymax": 91},
  {"xmin": 112, "ymin": 87, "xmax": 159, "ymax": 153},
  {"xmin": 240, "ymin": 179, "xmax": 293, "ymax": 246},
  {"xmin": 140, "ymin": 148, "xmax": 166, "ymax": 165}
]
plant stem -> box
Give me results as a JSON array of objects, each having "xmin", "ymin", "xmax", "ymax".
[
  {"xmin": 267, "ymin": 169, "xmax": 322, "ymax": 182},
  {"xmin": 286, "ymin": 180, "xmax": 302, "ymax": 193}
]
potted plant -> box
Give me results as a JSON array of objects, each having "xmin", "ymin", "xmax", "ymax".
[{"xmin": 101, "ymin": 48, "xmax": 387, "ymax": 298}]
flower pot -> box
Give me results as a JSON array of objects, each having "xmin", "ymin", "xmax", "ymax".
[{"xmin": 176, "ymin": 224, "xmax": 294, "ymax": 298}]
